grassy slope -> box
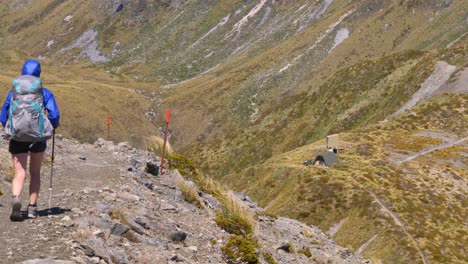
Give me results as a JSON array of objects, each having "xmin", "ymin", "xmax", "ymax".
[
  {"xmin": 223, "ymin": 93, "xmax": 467, "ymax": 263},
  {"xmin": 185, "ymin": 45, "xmax": 466, "ymax": 175}
]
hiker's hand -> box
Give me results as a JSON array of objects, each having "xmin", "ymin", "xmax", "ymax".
[{"xmin": 2, "ymin": 134, "xmax": 10, "ymax": 140}]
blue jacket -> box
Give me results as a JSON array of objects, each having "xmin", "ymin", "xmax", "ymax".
[{"xmin": 0, "ymin": 60, "xmax": 60, "ymax": 128}]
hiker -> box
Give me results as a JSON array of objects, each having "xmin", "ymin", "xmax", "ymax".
[{"xmin": 0, "ymin": 59, "xmax": 60, "ymax": 221}]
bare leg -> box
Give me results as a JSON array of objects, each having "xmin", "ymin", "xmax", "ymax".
[
  {"xmin": 12, "ymin": 153, "xmax": 28, "ymax": 197},
  {"xmin": 29, "ymin": 152, "xmax": 44, "ymax": 205}
]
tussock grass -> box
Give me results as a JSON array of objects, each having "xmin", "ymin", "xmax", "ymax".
[
  {"xmin": 176, "ymin": 180, "xmax": 203, "ymax": 209},
  {"xmin": 72, "ymin": 228, "xmax": 93, "ymax": 239},
  {"xmin": 145, "ymin": 136, "xmax": 174, "ymax": 156},
  {"xmin": 216, "ymin": 194, "xmax": 256, "ymax": 236},
  {"xmin": 110, "ymin": 207, "xmax": 129, "ymax": 226}
]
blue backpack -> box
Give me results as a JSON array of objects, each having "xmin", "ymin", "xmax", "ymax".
[{"xmin": 5, "ymin": 75, "xmax": 53, "ymax": 142}]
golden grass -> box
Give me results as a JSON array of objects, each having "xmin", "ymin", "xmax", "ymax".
[
  {"xmin": 176, "ymin": 180, "xmax": 203, "ymax": 209},
  {"xmin": 145, "ymin": 136, "xmax": 174, "ymax": 156}
]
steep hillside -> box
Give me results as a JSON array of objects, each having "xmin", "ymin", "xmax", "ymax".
[
  {"xmin": 219, "ymin": 92, "xmax": 467, "ymax": 263},
  {"xmin": 0, "ymin": 1, "xmax": 466, "ymax": 147},
  {"xmin": 186, "ymin": 45, "xmax": 466, "ymax": 176}
]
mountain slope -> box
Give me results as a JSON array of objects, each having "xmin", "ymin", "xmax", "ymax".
[
  {"xmin": 219, "ymin": 92, "xmax": 467, "ymax": 263},
  {"xmin": 0, "ymin": 1, "xmax": 466, "ymax": 263}
]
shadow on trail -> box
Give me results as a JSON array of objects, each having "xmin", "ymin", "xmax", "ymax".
[{"xmin": 20, "ymin": 207, "xmax": 71, "ymax": 218}]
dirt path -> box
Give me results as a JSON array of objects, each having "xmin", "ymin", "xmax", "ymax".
[
  {"xmin": 367, "ymin": 191, "xmax": 429, "ymax": 264},
  {"xmin": 0, "ymin": 137, "xmax": 124, "ymax": 263},
  {"xmin": 394, "ymin": 136, "xmax": 467, "ymax": 165},
  {"xmin": 345, "ymin": 171, "xmax": 429, "ymax": 264}
]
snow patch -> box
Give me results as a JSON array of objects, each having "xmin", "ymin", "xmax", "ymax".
[
  {"xmin": 297, "ymin": 0, "xmax": 334, "ymax": 32},
  {"xmin": 204, "ymin": 51, "xmax": 214, "ymax": 59},
  {"xmin": 309, "ymin": 0, "xmax": 334, "ymax": 21},
  {"xmin": 63, "ymin": 15, "xmax": 73, "ymax": 22},
  {"xmin": 250, "ymin": 93, "xmax": 259, "ymax": 123},
  {"xmin": 279, "ymin": 9, "xmax": 354, "ymax": 73},
  {"xmin": 278, "ymin": 63, "xmax": 292, "ymax": 73},
  {"xmin": 328, "ymin": 28, "xmax": 350, "ymax": 53},
  {"xmin": 64, "ymin": 15, "xmax": 73, "ymax": 22},
  {"xmin": 47, "ymin": 40, "xmax": 55, "ymax": 49},
  {"xmin": 296, "ymin": 4, "xmax": 308, "ymax": 13},
  {"xmin": 232, "ymin": 0, "xmax": 268, "ymax": 35}
]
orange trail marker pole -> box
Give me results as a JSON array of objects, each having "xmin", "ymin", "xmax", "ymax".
[
  {"xmin": 160, "ymin": 109, "xmax": 171, "ymax": 175},
  {"xmin": 107, "ymin": 114, "xmax": 111, "ymax": 141}
]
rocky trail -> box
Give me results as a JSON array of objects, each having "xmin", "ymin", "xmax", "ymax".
[{"xmin": 0, "ymin": 137, "xmax": 368, "ymax": 263}]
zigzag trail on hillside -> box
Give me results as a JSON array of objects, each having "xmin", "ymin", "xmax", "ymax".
[{"xmin": 0, "ymin": 136, "xmax": 369, "ymax": 263}]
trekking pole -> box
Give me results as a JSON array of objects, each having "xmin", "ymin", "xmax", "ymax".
[
  {"xmin": 160, "ymin": 109, "xmax": 171, "ymax": 175},
  {"xmin": 48, "ymin": 130, "xmax": 56, "ymax": 214}
]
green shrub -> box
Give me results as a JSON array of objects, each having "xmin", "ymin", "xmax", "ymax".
[{"xmin": 222, "ymin": 235, "xmax": 260, "ymax": 264}]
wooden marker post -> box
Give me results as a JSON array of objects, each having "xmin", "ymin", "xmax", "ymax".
[
  {"xmin": 160, "ymin": 109, "xmax": 171, "ymax": 175},
  {"xmin": 107, "ymin": 114, "xmax": 111, "ymax": 140}
]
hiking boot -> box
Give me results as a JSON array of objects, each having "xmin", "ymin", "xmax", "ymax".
[
  {"xmin": 27, "ymin": 204, "xmax": 38, "ymax": 219},
  {"xmin": 10, "ymin": 196, "xmax": 22, "ymax": 221}
]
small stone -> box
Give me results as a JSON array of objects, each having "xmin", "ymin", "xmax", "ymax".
[
  {"xmin": 161, "ymin": 201, "xmax": 176, "ymax": 211},
  {"xmin": 117, "ymin": 142, "xmax": 131, "ymax": 149},
  {"xmin": 63, "ymin": 221, "xmax": 75, "ymax": 228},
  {"xmin": 118, "ymin": 192, "xmax": 140, "ymax": 202},
  {"xmin": 134, "ymin": 217, "xmax": 150, "ymax": 229},
  {"xmin": 127, "ymin": 219, "xmax": 146, "ymax": 235},
  {"xmin": 188, "ymin": 246, "xmax": 198, "ymax": 252},
  {"xmin": 110, "ymin": 222, "xmax": 130, "ymax": 236},
  {"xmin": 278, "ymin": 243, "xmax": 291, "ymax": 253},
  {"xmin": 61, "ymin": 216, "xmax": 72, "ymax": 222},
  {"xmin": 80, "ymin": 244, "xmax": 95, "ymax": 257},
  {"xmin": 170, "ymin": 231, "xmax": 187, "ymax": 242},
  {"xmin": 145, "ymin": 163, "xmax": 159, "ymax": 176}
]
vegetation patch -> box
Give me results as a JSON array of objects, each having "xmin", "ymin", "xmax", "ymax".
[
  {"xmin": 262, "ymin": 252, "xmax": 278, "ymax": 264},
  {"xmin": 176, "ymin": 180, "xmax": 204, "ymax": 209},
  {"xmin": 221, "ymin": 235, "xmax": 260, "ymax": 264}
]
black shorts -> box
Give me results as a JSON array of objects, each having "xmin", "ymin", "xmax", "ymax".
[{"xmin": 9, "ymin": 140, "xmax": 47, "ymax": 154}]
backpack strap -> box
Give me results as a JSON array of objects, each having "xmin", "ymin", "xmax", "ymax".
[
  {"xmin": 28, "ymin": 99, "xmax": 45, "ymax": 138},
  {"xmin": 9, "ymin": 100, "xmax": 20, "ymax": 138},
  {"xmin": 28, "ymin": 78, "xmax": 42, "ymax": 93},
  {"xmin": 12, "ymin": 79, "xmax": 21, "ymax": 94}
]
